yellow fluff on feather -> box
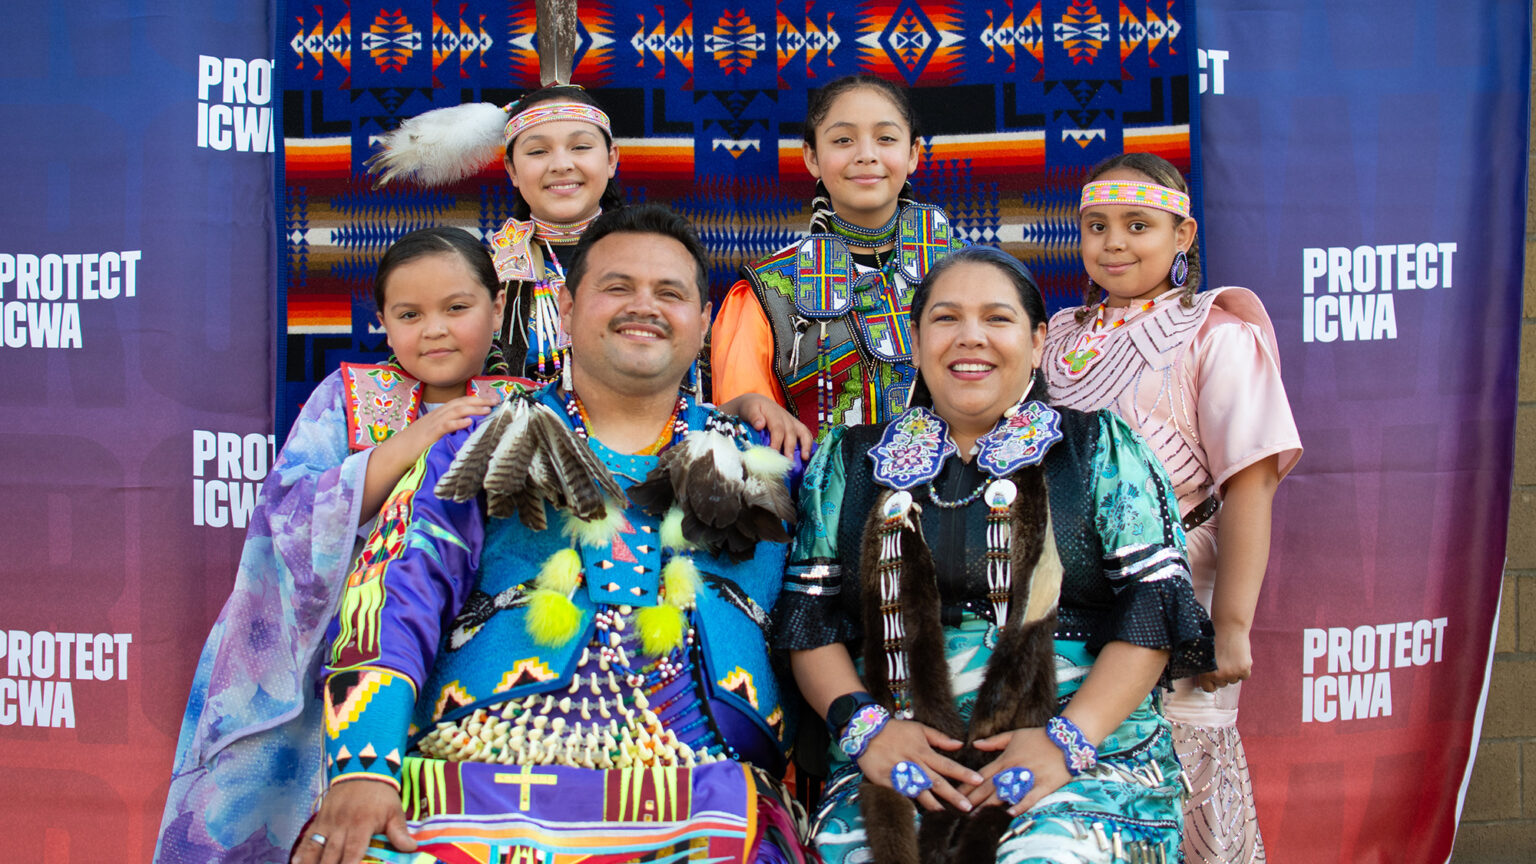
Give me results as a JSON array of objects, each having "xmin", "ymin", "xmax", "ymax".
[
  {"xmin": 662, "ymin": 557, "xmax": 700, "ymax": 609},
  {"xmin": 561, "ymin": 501, "xmax": 626, "ymax": 548},
  {"xmin": 525, "ymin": 589, "xmax": 584, "ymax": 646},
  {"xmin": 535, "ymin": 548, "xmax": 583, "ymax": 595},
  {"xmin": 636, "ymin": 603, "xmax": 687, "ymax": 656},
  {"xmin": 741, "ymin": 444, "xmax": 791, "ymax": 480},
  {"xmin": 660, "ymin": 507, "xmax": 694, "ymax": 552}
]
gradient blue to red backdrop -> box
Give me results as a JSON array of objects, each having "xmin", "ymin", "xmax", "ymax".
[{"xmin": 0, "ymin": 2, "xmax": 1525, "ymax": 863}]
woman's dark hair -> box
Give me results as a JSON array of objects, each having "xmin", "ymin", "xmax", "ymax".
[
  {"xmin": 503, "ymin": 85, "xmax": 625, "ymax": 221},
  {"xmin": 802, "ymin": 74, "xmax": 921, "ymax": 149},
  {"xmin": 565, "ymin": 203, "xmax": 712, "ymax": 308},
  {"xmin": 1076, "ymin": 151, "xmax": 1202, "ymax": 322},
  {"xmin": 907, "ymin": 245, "xmax": 1049, "ymax": 406},
  {"xmin": 372, "ymin": 226, "xmax": 500, "ymax": 314}
]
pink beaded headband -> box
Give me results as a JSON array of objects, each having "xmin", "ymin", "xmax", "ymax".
[
  {"xmin": 1079, "ymin": 180, "xmax": 1191, "ymax": 219},
  {"xmin": 503, "ymin": 101, "xmax": 612, "ymax": 145}
]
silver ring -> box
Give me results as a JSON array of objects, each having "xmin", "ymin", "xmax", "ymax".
[{"xmin": 309, "ymin": 833, "xmax": 328, "ymax": 846}]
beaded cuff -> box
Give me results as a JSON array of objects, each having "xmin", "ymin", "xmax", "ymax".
[
  {"xmin": 837, "ymin": 703, "xmax": 891, "ymax": 759},
  {"xmin": 1045, "ymin": 715, "xmax": 1098, "ymax": 776}
]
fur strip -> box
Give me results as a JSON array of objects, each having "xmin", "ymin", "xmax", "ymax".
[
  {"xmin": 899, "ymin": 516, "xmax": 964, "ymax": 740},
  {"xmin": 858, "ymin": 783, "xmax": 921, "ymax": 864}
]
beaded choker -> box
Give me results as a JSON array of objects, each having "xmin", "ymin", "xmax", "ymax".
[
  {"xmin": 533, "ymin": 212, "xmax": 600, "ymax": 244},
  {"xmin": 828, "ymin": 209, "xmax": 900, "ymax": 249},
  {"xmin": 562, "ymin": 390, "xmax": 689, "ymax": 456}
]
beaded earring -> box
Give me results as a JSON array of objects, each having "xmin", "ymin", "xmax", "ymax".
[{"xmin": 1170, "ymin": 250, "xmax": 1189, "ymax": 288}]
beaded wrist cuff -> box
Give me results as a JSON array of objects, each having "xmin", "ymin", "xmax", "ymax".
[
  {"xmin": 838, "ymin": 703, "xmax": 891, "ymax": 759},
  {"xmin": 1045, "ymin": 715, "xmax": 1099, "ymax": 776}
]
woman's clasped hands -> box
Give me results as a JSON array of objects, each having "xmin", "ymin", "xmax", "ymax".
[{"xmin": 852, "ymin": 716, "xmax": 983, "ymax": 813}]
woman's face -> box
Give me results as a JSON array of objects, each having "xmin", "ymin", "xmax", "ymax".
[
  {"xmin": 505, "ymin": 118, "xmax": 618, "ymax": 224},
  {"xmin": 802, "ymin": 87, "xmax": 920, "ymax": 229},
  {"xmin": 912, "ymin": 261, "xmax": 1045, "ymax": 434}
]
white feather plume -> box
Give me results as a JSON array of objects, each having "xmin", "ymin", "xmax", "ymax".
[{"xmin": 365, "ymin": 102, "xmax": 509, "ymax": 188}]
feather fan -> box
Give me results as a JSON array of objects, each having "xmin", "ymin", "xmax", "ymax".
[
  {"xmin": 434, "ymin": 395, "xmax": 622, "ymax": 528},
  {"xmin": 629, "ymin": 429, "xmax": 795, "ymax": 561}
]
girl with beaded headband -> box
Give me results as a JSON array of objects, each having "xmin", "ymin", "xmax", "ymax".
[
  {"xmin": 369, "ymin": 87, "xmax": 811, "ymax": 457},
  {"xmin": 366, "ymin": 85, "xmax": 622, "ymax": 385},
  {"xmin": 154, "ymin": 227, "xmax": 529, "ymax": 864},
  {"xmin": 1043, "ymin": 152, "xmax": 1303, "ymax": 864},
  {"xmin": 776, "ymin": 245, "xmax": 1214, "ymax": 863},
  {"xmin": 710, "ymin": 75, "xmax": 965, "ymax": 442}
]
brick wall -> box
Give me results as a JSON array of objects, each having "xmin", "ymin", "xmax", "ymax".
[{"xmin": 1449, "ymin": 20, "xmax": 1536, "ymax": 861}]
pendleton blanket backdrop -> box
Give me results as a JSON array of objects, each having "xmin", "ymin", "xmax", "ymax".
[{"xmin": 0, "ymin": 1, "xmax": 1524, "ymax": 862}]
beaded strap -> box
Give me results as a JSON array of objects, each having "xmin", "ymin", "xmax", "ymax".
[
  {"xmin": 1045, "ymin": 715, "xmax": 1099, "ymax": 776},
  {"xmin": 838, "ymin": 703, "xmax": 891, "ymax": 759}
]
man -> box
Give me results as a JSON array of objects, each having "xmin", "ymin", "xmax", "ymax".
[{"xmin": 294, "ymin": 205, "xmax": 804, "ymax": 864}]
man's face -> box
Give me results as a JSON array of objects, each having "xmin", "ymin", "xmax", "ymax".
[{"xmin": 559, "ymin": 230, "xmax": 710, "ymax": 397}]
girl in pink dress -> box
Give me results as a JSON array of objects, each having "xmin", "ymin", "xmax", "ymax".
[{"xmin": 1042, "ymin": 152, "xmax": 1302, "ymax": 864}]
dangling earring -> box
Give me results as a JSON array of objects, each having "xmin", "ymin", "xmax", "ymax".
[
  {"xmin": 561, "ymin": 357, "xmax": 574, "ymax": 392},
  {"xmin": 1170, "ymin": 251, "xmax": 1190, "ymax": 288}
]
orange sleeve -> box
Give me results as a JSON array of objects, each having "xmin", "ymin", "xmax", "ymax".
[{"xmin": 710, "ymin": 279, "xmax": 786, "ymax": 407}]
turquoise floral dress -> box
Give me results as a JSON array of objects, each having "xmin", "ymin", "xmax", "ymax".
[{"xmin": 776, "ymin": 404, "xmax": 1213, "ymax": 863}]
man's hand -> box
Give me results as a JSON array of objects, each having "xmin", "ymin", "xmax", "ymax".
[{"xmin": 291, "ymin": 778, "xmax": 417, "ymax": 864}]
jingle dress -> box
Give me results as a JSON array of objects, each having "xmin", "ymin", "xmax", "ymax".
[
  {"xmin": 1043, "ymin": 288, "xmax": 1302, "ymax": 864},
  {"xmin": 711, "ymin": 203, "xmax": 963, "ymax": 437},
  {"xmin": 776, "ymin": 402, "xmax": 1214, "ymax": 864},
  {"xmin": 320, "ymin": 384, "xmax": 810, "ymax": 863},
  {"xmin": 154, "ymin": 357, "xmax": 529, "ymax": 864}
]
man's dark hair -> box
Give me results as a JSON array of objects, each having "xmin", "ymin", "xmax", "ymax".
[{"xmin": 565, "ymin": 204, "xmax": 712, "ymax": 307}]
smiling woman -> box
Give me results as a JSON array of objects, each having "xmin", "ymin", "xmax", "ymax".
[{"xmin": 777, "ymin": 244, "xmax": 1214, "ymax": 864}]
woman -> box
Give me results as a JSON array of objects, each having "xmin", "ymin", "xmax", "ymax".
[{"xmin": 776, "ymin": 245, "xmax": 1214, "ymax": 863}]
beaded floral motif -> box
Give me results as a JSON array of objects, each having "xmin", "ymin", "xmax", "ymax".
[
  {"xmin": 975, "ymin": 401, "xmax": 1064, "ymax": 476},
  {"xmin": 869, "ymin": 407, "xmax": 955, "ymax": 490},
  {"xmin": 490, "ymin": 219, "xmax": 538, "ymax": 282},
  {"xmin": 342, "ymin": 364, "xmax": 421, "ymax": 449}
]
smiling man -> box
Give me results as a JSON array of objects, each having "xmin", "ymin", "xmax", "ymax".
[{"xmin": 294, "ymin": 205, "xmax": 808, "ymax": 864}]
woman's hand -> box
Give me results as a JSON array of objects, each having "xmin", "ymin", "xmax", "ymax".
[
  {"xmin": 290, "ymin": 778, "xmax": 417, "ymax": 864},
  {"xmin": 856, "ymin": 718, "xmax": 984, "ymax": 813},
  {"xmin": 718, "ymin": 392, "xmax": 814, "ymax": 459},
  {"xmin": 966, "ymin": 727, "xmax": 1071, "ymax": 816},
  {"xmin": 1198, "ymin": 624, "xmax": 1253, "ymax": 691}
]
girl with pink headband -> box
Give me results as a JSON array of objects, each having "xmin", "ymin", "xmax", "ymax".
[{"xmin": 1043, "ymin": 152, "xmax": 1302, "ymax": 863}]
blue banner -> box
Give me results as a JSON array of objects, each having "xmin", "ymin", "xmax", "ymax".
[
  {"xmin": 0, "ymin": 2, "xmax": 273, "ymax": 860},
  {"xmin": 1197, "ymin": 2, "xmax": 1527, "ymax": 861}
]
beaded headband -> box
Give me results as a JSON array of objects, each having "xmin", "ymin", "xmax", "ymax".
[
  {"xmin": 1079, "ymin": 180, "xmax": 1191, "ymax": 219},
  {"xmin": 503, "ymin": 101, "xmax": 612, "ymax": 145}
]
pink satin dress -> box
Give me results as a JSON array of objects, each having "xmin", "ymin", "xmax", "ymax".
[{"xmin": 1044, "ymin": 286, "xmax": 1302, "ymax": 864}]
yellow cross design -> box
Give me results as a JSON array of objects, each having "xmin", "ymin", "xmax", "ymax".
[{"xmin": 495, "ymin": 765, "xmax": 558, "ymax": 810}]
